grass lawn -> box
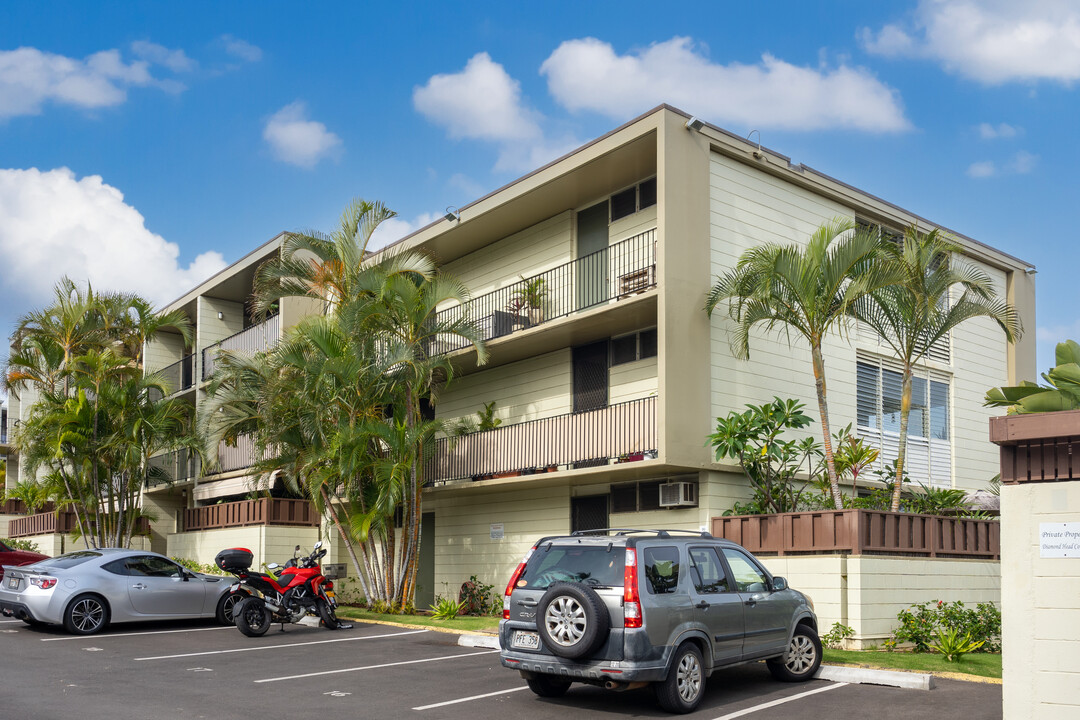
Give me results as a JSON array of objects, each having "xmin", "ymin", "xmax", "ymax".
[
  {"xmin": 336, "ymin": 606, "xmax": 501, "ymax": 634},
  {"xmin": 823, "ymin": 649, "xmax": 1001, "ymax": 680}
]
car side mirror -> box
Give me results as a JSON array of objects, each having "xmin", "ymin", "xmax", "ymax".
[{"xmin": 771, "ymin": 577, "xmax": 788, "ymax": 592}]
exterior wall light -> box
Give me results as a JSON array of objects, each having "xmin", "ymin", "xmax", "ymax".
[
  {"xmin": 444, "ymin": 206, "xmax": 460, "ymax": 222},
  {"xmin": 685, "ymin": 116, "xmax": 704, "ymax": 132}
]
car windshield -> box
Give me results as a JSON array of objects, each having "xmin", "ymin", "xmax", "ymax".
[
  {"xmin": 32, "ymin": 551, "xmax": 102, "ymax": 570},
  {"xmin": 519, "ymin": 545, "xmax": 624, "ymax": 590}
]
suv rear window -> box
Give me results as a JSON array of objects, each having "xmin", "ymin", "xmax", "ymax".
[{"xmin": 520, "ymin": 545, "xmax": 624, "ymax": 590}]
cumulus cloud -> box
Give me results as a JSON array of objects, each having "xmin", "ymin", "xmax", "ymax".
[
  {"xmin": 966, "ymin": 150, "xmax": 1038, "ymax": 178},
  {"xmin": 131, "ymin": 41, "xmax": 197, "ymax": 73},
  {"xmin": 263, "ymin": 102, "xmax": 342, "ymax": 168},
  {"xmin": 859, "ymin": 0, "xmax": 1080, "ymax": 84},
  {"xmin": 978, "ymin": 122, "xmax": 1021, "ymax": 139},
  {"xmin": 368, "ymin": 212, "xmax": 440, "ymax": 251},
  {"xmin": 0, "ymin": 167, "xmax": 227, "ymax": 318},
  {"xmin": 539, "ymin": 37, "xmax": 911, "ymax": 132},
  {"xmin": 221, "ymin": 35, "xmax": 263, "ymax": 63},
  {"xmin": 414, "ymin": 53, "xmax": 580, "ymax": 171}
]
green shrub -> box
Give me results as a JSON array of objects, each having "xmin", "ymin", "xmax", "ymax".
[
  {"xmin": 1, "ymin": 538, "xmax": 41, "ymax": 553},
  {"xmin": 821, "ymin": 622, "xmax": 855, "ymax": 649},
  {"xmin": 457, "ymin": 575, "xmax": 498, "ymax": 616},
  {"xmin": 930, "ymin": 627, "xmax": 985, "ymax": 662},
  {"xmin": 891, "ymin": 600, "xmax": 1001, "ymax": 653},
  {"xmin": 430, "ymin": 596, "xmax": 465, "ymax": 620},
  {"xmin": 171, "ymin": 557, "xmax": 226, "ymax": 576}
]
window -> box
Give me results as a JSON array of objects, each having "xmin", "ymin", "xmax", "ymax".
[
  {"xmin": 857, "ymin": 357, "xmax": 951, "ymax": 485},
  {"xmin": 721, "ymin": 549, "xmax": 769, "ymax": 593},
  {"xmin": 610, "ymin": 178, "xmax": 657, "ymax": 221},
  {"xmin": 519, "ymin": 546, "xmax": 624, "ymax": 590},
  {"xmin": 688, "ymin": 548, "xmax": 729, "ymax": 593},
  {"xmin": 610, "ymin": 480, "xmax": 663, "ymax": 512},
  {"xmin": 610, "ymin": 328, "xmax": 658, "ymax": 366},
  {"xmin": 643, "ymin": 546, "xmax": 680, "ymax": 594}
]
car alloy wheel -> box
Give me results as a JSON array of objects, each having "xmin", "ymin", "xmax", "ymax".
[
  {"xmin": 544, "ymin": 595, "xmax": 587, "ymax": 646},
  {"xmin": 220, "ymin": 593, "xmax": 242, "ymax": 624},
  {"xmin": 70, "ymin": 597, "xmax": 105, "ymax": 633},
  {"xmin": 785, "ymin": 633, "xmax": 817, "ymax": 675},
  {"xmin": 676, "ymin": 649, "xmax": 702, "ymax": 704}
]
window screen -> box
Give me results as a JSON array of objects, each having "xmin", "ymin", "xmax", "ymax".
[
  {"xmin": 611, "ymin": 483, "xmax": 637, "ymax": 513},
  {"xmin": 643, "ymin": 546, "xmax": 680, "ymax": 594},
  {"xmin": 639, "ymin": 178, "xmax": 657, "ymax": 209},
  {"xmin": 640, "ymin": 328, "xmax": 658, "ymax": 358},
  {"xmin": 611, "ymin": 335, "xmax": 638, "ymax": 365},
  {"xmin": 639, "ymin": 481, "xmax": 662, "ymax": 511},
  {"xmin": 610, "ymin": 187, "xmax": 637, "ymax": 221}
]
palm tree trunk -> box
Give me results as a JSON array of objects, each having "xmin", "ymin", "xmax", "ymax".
[
  {"xmin": 321, "ymin": 487, "xmax": 373, "ymax": 600},
  {"xmin": 812, "ymin": 345, "xmax": 844, "ymax": 510},
  {"xmin": 890, "ymin": 368, "xmax": 914, "ymax": 512}
]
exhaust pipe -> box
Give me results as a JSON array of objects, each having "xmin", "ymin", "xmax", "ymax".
[{"xmin": 603, "ymin": 680, "xmax": 649, "ymax": 692}]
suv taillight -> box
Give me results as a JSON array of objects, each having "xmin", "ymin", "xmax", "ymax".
[
  {"xmin": 503, "ymin": 545, "xmax": 537, "ymax": 620},
  {"xmin": 623, "ymin": 548, "xmax": 642, "ymax": 629}
]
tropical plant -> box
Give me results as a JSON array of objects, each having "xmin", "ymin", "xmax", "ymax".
[
  {"xmin": 821, "ymin": 622, "xmax": 855, "ymax": 649},
  {"xmin": 891, "ymin": 600, "xmax": 1001, "ymax": 653},
  {"xmin": 930, "ymin": 628, "xmax": 985, "ymax": 662},
  {"xmin": 705, "ymin": 218, "xmax": 896, "ymax": 509},
  {"xmin": 430, "ymin": 595, "xmax": 465, "ymax": 620},
  {"xmin": 851, "ymin": 226, "xmax": 1020, "ymax": 511},
  {"xmin": 710, "ymin": 398, "xmax": 824, "ymax": 514},
  {"xmin": 0, "ymin": 538, "xmax": 40, "ymax": 553},
  {"xmin": 507, "ymin": 275, "xmax": 548, "ymax": 317},
  {"xmin": 4, "ymin": 479, "xmax": 54, "ymax": 514},
  {"xmin": 831, "ymin": 426, "xmax": 879, "ymax": 497},
  {"xmin": 457, "ymin": 575, "xmax": 498, "ymax": 616},
  {"xmin": 986, "ymin": 339, "xmax": 1080, "ymax": 414}
]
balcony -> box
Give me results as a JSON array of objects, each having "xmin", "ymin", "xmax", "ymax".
[
  {"xmin": 146, "ymin": 449, "xmax": 202, "ymax": 488},
  {"xmin": 9, "ymin": 511, "xmax": 149, "ymax": 538},
  {"xmin": 216, "ymin": 434, "xmax": 258, "ymax": 474},
  {"xmin": 202, "ymin": 314, "xmax": 281, "ymax": 380},
  {"xmin": 182, "ymin": 497, "xmax": 319, "ymax": 531},
  {"xmin": 429, "ymin": 229, "xmax": 656, "ymax": 356},
  {"xmin": 423, "ymin": 396, "xmax": 657, "ymax": 485},
  {"xmin": 154, "ymin": 354, "xmax": 195, "ymax": 395}
]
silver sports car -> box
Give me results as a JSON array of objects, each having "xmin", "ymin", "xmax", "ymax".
[{"xmin": 0, "ymin": 548, "xmax": 238, "ymax": 635}]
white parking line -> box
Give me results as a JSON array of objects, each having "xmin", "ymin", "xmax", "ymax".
[
  {"xmin": 0, "ymin": 619, "xmax": 23, "ymax": 624},
  {"xmin": 254, "ymin": 649, "xmax": 500, "ymax": 683},
  {"xmin": 711, "ymin": 682, "xmax": 849, "ymax": 719},
  {"xmin": 42, "ymin": 626, "xmax": 236, "ymax": 642},
  {"xmin": 135, "ymin": 629, "xmax": 428, "ymax": 660},
  {"xmin": 413, "ymin": 686, "xmax": 530, "ymax": 710}
]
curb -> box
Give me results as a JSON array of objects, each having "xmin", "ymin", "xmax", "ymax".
[
  {"xmin": 816, "ymin": 664, "xmax": 935, "ymax": 690},
  {"xmin": 458, "ymin": 634, "xmax": 501, "ymax": 650}
]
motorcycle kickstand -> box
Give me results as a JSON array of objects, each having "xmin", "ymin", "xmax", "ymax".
[{"xmin": 279, "ymin": 621, "xmax": 287, "ymax": 632}]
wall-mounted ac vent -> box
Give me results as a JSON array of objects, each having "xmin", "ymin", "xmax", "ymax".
[{"xmin": 659, "ymin": 481, "xmax": 697, "ymax": 508}]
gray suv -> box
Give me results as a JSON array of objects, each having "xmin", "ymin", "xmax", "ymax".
[{"xmin": 499, "ymin": 529, "xmax": 820, "ymax": 713}]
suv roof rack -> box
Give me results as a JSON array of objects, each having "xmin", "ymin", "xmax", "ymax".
[{"xmin": 569, "ymin": 528, "xmax": 714, "ymax": 539}]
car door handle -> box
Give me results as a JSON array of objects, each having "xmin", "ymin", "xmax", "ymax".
[
  {"xmin": 132, "ymin": 583, "xmax": 147, "ymax": 590},
  {"xmin": 745, "ymin": 593, "xmax": 764, "ymax": 606},
  {"xmin": 695, "ymin": 600, "xmax": 710, "ymax": 609}
]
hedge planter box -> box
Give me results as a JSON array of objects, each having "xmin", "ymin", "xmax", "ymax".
[{"xmin": 711, "ymin": 509, "xmax": 999, "ymax": 560}]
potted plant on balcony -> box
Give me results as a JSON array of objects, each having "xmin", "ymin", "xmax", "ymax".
[{"xmin": 507, "ymin": 275, "xmax": 548, "ymax": 327}]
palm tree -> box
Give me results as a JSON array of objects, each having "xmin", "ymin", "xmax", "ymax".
[
  {"xmin": 850, "ymin": 226, "xmax": 1020, "ymax": 511},
  {"xmin": 705, "ymin": 218, "xmax": 896, "ymax": 509}
]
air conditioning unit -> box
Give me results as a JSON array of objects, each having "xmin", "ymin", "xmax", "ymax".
[{"xmin": 659, "ymin": 481, "xmax": 697, "ymax": 508}]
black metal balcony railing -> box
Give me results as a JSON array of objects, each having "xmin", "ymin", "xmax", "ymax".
[
  {"xmin": 154, "ymin": 354, "xmax": 195, "ymax": 395},
  {"xmin": 146, "ymin": 448, "xmax": 201, "ymax": 488},
  {"xmin": 423, "ymin": 396, "xmax": 657, "ymax": 485},
  {"xmin": 429, "ymin": 229, "xmax": 656, "ymax": 356},
  {"xmin": 202, "ymin": 314, "xmax": 281, "ymax": 381}
]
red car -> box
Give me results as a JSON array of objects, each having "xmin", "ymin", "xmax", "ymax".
[{"xmin": 0, "ymin": 540, "xmax": 49, "ymax": 582}]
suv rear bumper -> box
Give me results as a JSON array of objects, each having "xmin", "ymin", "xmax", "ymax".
[{"xmin": 501, "ymin": 651, "xmax": 669, "ymax": 683}]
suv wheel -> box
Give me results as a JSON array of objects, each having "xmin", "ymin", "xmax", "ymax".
[
  {"xmin": 655, "ymin": 642, "xmax": 705, "ymax": 713},
  {"xmin": 525, "ymin": 674, "xmax": 572, "ymax": 698},
  {"xmin": 767, "ymin": 624, "xmax": 822, "ymax": 682},
  {"xmin": 536, "ymin": 582, "xmax": 610, "ymax": 659}
]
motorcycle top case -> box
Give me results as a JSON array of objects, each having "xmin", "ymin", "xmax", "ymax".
[{"xmin": 215, "ymin": 547, "xmax": 254, "ymax": 572}]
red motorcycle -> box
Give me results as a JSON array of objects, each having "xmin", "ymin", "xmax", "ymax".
[{"xmin": 215, "ymin": 541, "xmax": 351, "ymax": 636}]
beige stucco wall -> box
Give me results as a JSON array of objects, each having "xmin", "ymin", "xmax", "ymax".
[
  {"xmin": 1002, "ymin": 480, "xmax": 1080, "ymax": 719},
  {"xmin": 166, "ymin": 525, "xmax": 320, "ymax": 570},
  {"xmin": 14, "ymin": 533, "xmax": 151, "ymax": 556}
]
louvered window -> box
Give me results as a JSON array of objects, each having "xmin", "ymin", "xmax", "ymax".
[{"xmin": 856, "ymin": 357, "xmax": 952, "ymax": 486}]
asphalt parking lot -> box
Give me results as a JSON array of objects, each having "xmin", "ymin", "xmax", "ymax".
[{"xmin": 0, "ymin": 617, "xmax": 1001, "ymax": 720}]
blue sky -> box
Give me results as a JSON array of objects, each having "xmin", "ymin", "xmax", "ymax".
[{"xmin": 1, "ymin": 0, "xmax": 1077, "ymax": 380}]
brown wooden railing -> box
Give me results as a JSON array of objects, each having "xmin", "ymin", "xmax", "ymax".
[
  {"xmin": 423, "ymin": 396, "xmax": 657, "ymax": 485},
  {"xmin": 711, "ymin": 509, "xmax": 999, "ymax": 560},
  {"xmin": 8, "ymin": 512, "xmax": 149, "ymax": 538},
  {"xmin": 182, "ymin": 497, "xmax": 318, "ymax": 532}
]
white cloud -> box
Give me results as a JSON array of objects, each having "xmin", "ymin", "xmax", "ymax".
[
  {"xmin": 860, "ymin": 0, "xmax": 1080, "ymax": 84},
  {"xmin": 221, "ymin": 35, "xmax": 263, "ymax": 63},
  {"xmin": 0, "ymin": 47, "xmax": 165, "ymax": 118},
  {"xmin": 368, "ymin": 212, "xmax": 440, "ymax": 251},
  {"xmin": 131, "ymin": 41, "xmax": 196, "ymax": 73},
  {"xmin": 0, "ymin": 167, "xmax": 227, "ymax": 317},
  {"xmin": 413, "ymin": 53, "xmax": 581, "ymax": 171},
  {"xmin": 540, "ymin": 37, "xmax": 911, "ymax": 132},
  {"xmin": 978, "ymin": 122, "xmax": 1021, "ymax": 139},
  {"xmin": 966, "ymin": 150, "xmax": 1038, "ymax": 178},
  {"xmin": 263, "ymin": 102, "xmax": 342, "ymax": 168}
]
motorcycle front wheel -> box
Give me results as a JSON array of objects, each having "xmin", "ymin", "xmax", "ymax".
[{"xmin": 234, "ymin": 597, "xmax": 272, "ymax": 637}]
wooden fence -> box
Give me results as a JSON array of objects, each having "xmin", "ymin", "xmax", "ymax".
[
  {"xmin": 711, "ymin": 509, "xmax": 999, "ymax": 560},
  {"xmin": 7, "ymin": 511, "xmax": 149, "ymax": 539},
  {"xmin": 183, "ymin": 497, "xmax": 318, "ymax": 531}
]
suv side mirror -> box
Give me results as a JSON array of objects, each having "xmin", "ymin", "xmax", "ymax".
[{"xmin": 770, "ymin": 577, "xmax": 788, "ymax": 592}]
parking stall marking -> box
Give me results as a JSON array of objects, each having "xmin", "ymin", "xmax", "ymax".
[
  {"xmin": 42, "ymin": 625, "xmax": 235, "ymax": 642},
  {"xmin": 253, "ymin": 649, "xmax": 500, "ymax": 683},
  {"xmin": 134, "ymin": 628, "xmax": 428, "ymax": 661},
  {"xmin": 412, "ymin": 686, "xmax": 530, "ymax": 711},
  {"xmin": 711, "ymin": 682, "xmax": 849, "ymax": 720}
]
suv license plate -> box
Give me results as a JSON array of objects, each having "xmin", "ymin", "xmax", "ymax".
[{"xmin": 511, "ymin": 630, "xmax": 540, "ymax": 650}]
